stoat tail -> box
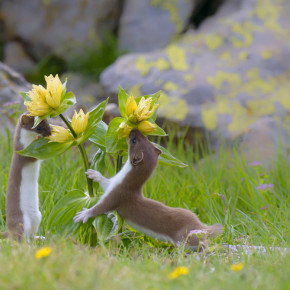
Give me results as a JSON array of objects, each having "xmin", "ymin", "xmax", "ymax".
[
  {"xmin": 0, "ymin": 231, "xmax": 8, "ymax": 239},
  {"xmin": 207, "ymin": 223, "xmax": 223, "ymax": 237}
]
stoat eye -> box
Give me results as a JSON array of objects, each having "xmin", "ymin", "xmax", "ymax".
[
  {"xmin": 36, "ymin": 126, "xmax": 42, "ymax": 132},
  {"xmin": 132, "ymin": 138, "xmax": 136, "ymax": 144}
]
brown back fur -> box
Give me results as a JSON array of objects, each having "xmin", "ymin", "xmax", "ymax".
[{"xmin": 104, "ymin": 129, "xmax": 223, "ymax": 249}]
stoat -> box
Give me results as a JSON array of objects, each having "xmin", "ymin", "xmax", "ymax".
[
  {"xmin": 74, "ymin": 129, "xmax": 223, "ymax": 249},
  {"xmin": 4, "ymin": 113, "xmax": 51, "ymax": 241}
]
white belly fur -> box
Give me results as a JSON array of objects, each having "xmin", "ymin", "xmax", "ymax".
[
  {"xmin": 20, "ymin": 160, "xmax": 42, "ymax": 239},
  {"xmin": 98, "ymin": 160, "xmax": 132, "ymax": 204},
  {"xmin": 19, "ymin": 128, "xmax": 42, "ymax": 239},
  {"xmin": 126, "ymin": 220, "xmax": 175, "ymax": 244}
]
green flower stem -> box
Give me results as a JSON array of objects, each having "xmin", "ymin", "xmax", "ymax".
[
  {"xmin": 116, "ymin": 152, "xmax": 124, "ymax": 234},
  {"xmin": 116, "ymin": 153, "xmax": 123, "ymax": 173},
  {"xmin": 59, "ymin": 114, "xmax": 94, "ymax": 197}
]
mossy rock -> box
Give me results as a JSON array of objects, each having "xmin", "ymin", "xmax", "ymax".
[{"xmin": 101, "ymin": 0, "xmax": 290, "ymax": 155}]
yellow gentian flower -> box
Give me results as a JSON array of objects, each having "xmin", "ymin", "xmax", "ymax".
[
  {"xmin": 134, "ymin": 97, "xmax": 159, "ymax": 122},
  {"xmin": 230, "ymin": 263, "xmax": 245, "ymax": 271},
  {"xmin": 45, "ymin": 74, "xmax": 63, "ymax": 109},
  {"xmin": 169, "ymin": 266, "xmax": 189, "ymax": 280},
  {"xmin": 116, "ymin": 122, "xmax": 134, "ymax": 139},
  {"xmin": 126, "ymin": 96, "xmax": 138, "ymax": 122},
  {"xmin": 24, "ymin": 74, "xmax": 64, "ymax": 117},
  {"xmin": 71, "ymin": 109, "xmax": 89, "ymax": 136},
  {"xmin": 35, "ymin": 247, "xmax": 52, "ymax": 259},
  {"xmin": 137, "ymin": 120, "xmax": 157, "ymax": 133},
  {"xmin": 117, "ymin": 95, "xmax": 159, "ymax": 139},
  {"xmin": 47, "ymin": 125, "xmax": 73, "ymax": 143}
]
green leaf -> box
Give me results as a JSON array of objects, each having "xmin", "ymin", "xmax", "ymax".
[
  {"xmin": 91, "ymin": 149, "xmax": 106, "ymax": 173},
  {"xmin": 91, "ymin": 149, "xmax": 106, "ymax": 193},
  {"xmin": 135, "ymin": 90, "xmax": 161, "ymax": 105},
  {"xmin": 17, "ymin": 137, "xmax": 74, "ymax": 160},
  {"xmin": 118, "ymin": 86, "xmax": 129, "ymax": 118},
  {"xmin": 152, "ymin": 142, "xmax": 188, "ymax": 168},
  {"xmin": 146, "ymin": 123, "xmax": 167, "ymax": 137},
  {"xmin": 20, "ymin": 92, "xmax": 31, "ymax": 102},
  {"xmin": 105, "ymin": 117, "xmax": 128, "ymax": 154},
  {"xmin": 47, "ymin": 189, "xmax": 98, "ymax": 237},
  {"xmin": 80, "ymin": 99, "xmax": 108, "ymax": 143},
  {"xmin": 61, "ymin": 78, "xmax": 67, "ymax": 98},
  {"xmin": 89, "ymin": 121, "xmax": 108, "ymax": 151},
  {"xmin": 92, "ymin": 212, "xmax": 119, "ymax": 243}
]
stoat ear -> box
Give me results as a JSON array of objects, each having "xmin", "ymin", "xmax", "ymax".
[
  {"xmin": 132, "ymin": 151, "xmax": 144, "ymax": 166},
  {"xmin": 154, "ymin": 147, "xmax": 162, "ymax": 156}
]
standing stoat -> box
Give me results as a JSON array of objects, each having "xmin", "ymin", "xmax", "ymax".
[
  {"xmin": 74, "ymin": 129, "xmax": 223, "ymax": 249},
  {"xmin": 4, "ymin": 113, "xmax": 51, "ymax": 241}
]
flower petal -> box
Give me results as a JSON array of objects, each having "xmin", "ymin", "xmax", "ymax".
[
  {"xmin": 71, "ymin": 109, "xmax": 89, "ymax": 136},
  {"xmin": 45, "ymin": 74, "xmax": 62, "ymax": 109},
  {"xmin": 116, "ymin": 122, "xmax": 134, "ymax": 139},
  {"xmin": 137, "ymin": 120, "xmax": 156, "ymax": 134},
  {"xmin": 46, "ymin": 125, "xmax": 73, "ymax": 143}
]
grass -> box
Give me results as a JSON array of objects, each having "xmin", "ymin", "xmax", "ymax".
[{"xmin": 0, "ymin": 119, "xmax": 289, "ymax": 289}]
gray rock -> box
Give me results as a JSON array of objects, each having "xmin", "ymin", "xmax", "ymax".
[
  {"xmin": 0, "ymin": 62, "xmax": 31, "ymax": 106},
  {"xmin": 0, "ymin": 62, "xmax": 31, "ymax": 132},
  {"xmin": 1, "ymin": 0, "xmax": 121, "ymax": 61},
  {"xmin": 4, "ymin": 41, "xmax": 36, "ymax": 74},
  {"xmin": 118, "ymin": 0, "xmax": 196, "ymax": 53},
  {"xmin": 101, "ymin": 0, "xmax": 290, "ymax": 156}
]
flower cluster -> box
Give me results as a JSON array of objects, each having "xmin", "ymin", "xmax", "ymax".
[
  {"xmin": 25, "ymin": 75, "xmax": 63, "ymax": 117},
  {"xmin": 47, "ymin": 109, "xmax": 89, "ymax": 143},
  {"xmin": 117, "ymin": 95, "xmax": 159, "ymax": 139}
]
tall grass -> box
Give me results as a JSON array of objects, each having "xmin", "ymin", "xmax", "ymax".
[
  {"xmin": 0, "ymin": 121, "xmax": 289, "ymax": 289},
  {"xmin": 0, "ymin": 123, "xmax": 288, "ymax": 247}
]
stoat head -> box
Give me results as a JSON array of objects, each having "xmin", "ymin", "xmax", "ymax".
[
  {"xmin": 20, "ymin": 114, "xmax": 52, "ymax": 137},
  {"xmin": 128, "ymin": 129, "xmax": 162, "ymax": 167}
]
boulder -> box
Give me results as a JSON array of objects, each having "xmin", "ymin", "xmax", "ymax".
[
  {"xmin": 101, "ymin": 0, "xmax": 290, "ymax": 155},
  {"xmin": 1, "ymin": 0, "xmax": 121, "ymax": 61},
  {"xmin": 0, "ymin": 62, "xmax": 31, "ymax": 105},
  {"xmin": 0, "ymin": 62, "xmax": 31, "ymax": 131},
  {"xmin": 118, "ymin": 0, "xmax": 200, "ymax": 53},
  {"xmin": 4, "ymin": 41, "xmax": 36, "ymax": 74}
]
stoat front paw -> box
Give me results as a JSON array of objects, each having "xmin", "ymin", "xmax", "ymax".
[
  {"xmin": 73, "ymin": 208, "xmax": 92, "ymax": 224},
  {"xmin": 86, "ymin": 169, "xmax": 102, "ymax": 182}
]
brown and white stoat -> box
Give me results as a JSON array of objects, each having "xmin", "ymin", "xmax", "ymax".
[
  {"xmin": 2, "ymin": 113, "xmax": 51, "ymax": 241},
  {"xmin": 74, "ymin": 129, "xmax": 223, "ymax": 249}
]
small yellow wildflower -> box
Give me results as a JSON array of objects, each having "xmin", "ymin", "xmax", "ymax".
[
  {"xmin": 24, "ymin": 74, "xmax": 64, "ymax": 117},
  {"xmin": 35, "ymin": 247, "xmax": 52, "ymax": 259},
  {"xmin": 116, "ymin": 122, "xmax": 134, "ymax": 139},
  {"xmin": 137, "ymin": 120, "xmax": 157, "ymax": 133},
  {"xmin": 47, "ymin": 125, "xmax": 73, "ymax": 143},
  {"xmin": 230, "ymin": 263, "xmax": 245, "ymax": 271},
  {"xmin": 134, "ymin": 97, "xmax": 159, "ymax": 122},
  {"xmin": 169, "ymin": 266, "xmax": 189, "ymax": 280},
  {"xmin": 71, "ymin": 109, "xmax": 89, "ymax": 136}
]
